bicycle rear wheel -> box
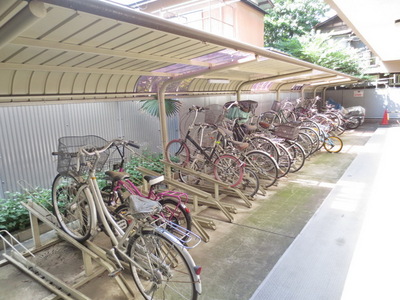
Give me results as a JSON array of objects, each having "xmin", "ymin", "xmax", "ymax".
[
  {"xmin": 245, "ymin": 150, "xmax": 279, "ymax": 188},
  {"xmin": 159, "ymin": 198, "xmax": 192, "ymax": 241},
  {"xmin": 52, "ymin": 174, "xmax": 94, "ymax": 242},
  {"xmin": 282, "ymin": 141, "xmax": 306, "ymax": 173},
  {"xmin": 213, "ymin": 154, "xmax": 244, "ymax": 187},
  {"xmin": 275, "ymin": 143, "xmax": 291, "ymax": 178},
  {"xmin": 238, "ymin": 167, "xmax": 260, "ymax": 198},
  {"xmin": 296, "ymin": 132, "xmax": 313, "ymax": 158},
  {"xmin": 127, "ymin": 230, "xmax": 200, "ymax": 300}
]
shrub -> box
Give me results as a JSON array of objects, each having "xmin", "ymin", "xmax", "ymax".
[
  {"xmin": 0, "ymin": 188, "xmax": 52, "ymax": 233},
  {"xmin": 0, "ymin": 152, "xmax": 164, "ymax": 233}
]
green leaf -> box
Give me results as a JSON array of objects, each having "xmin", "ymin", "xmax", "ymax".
[{"xmin": 139, "ymin": 99, "xmax": 181, "ymax": 118}]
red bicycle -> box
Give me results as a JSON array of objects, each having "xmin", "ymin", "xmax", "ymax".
[{"xmin": 102, "ymin": 140, "xmax": 192, "ymax": 240}]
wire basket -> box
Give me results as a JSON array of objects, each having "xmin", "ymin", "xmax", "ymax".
[
  {"xmin": 274, "ymin": 123, "xmax": 300, "ymax": 140},
  {"xmin": 271, "ymin": 101, "xmax": 281, "ymax": 112},
  {"xmin": 56, "ymin": 135, "xmax": 110, "ymax": 175},
  {"xmin": 204, "ymin": 104, "xmax": 224, "ymax": 125}
]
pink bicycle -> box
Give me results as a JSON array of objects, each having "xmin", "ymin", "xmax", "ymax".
[{"xmin": 102, "ymin": 140, "xmax": 192, "ymax": 241}]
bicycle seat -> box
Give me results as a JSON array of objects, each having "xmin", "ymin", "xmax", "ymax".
[
  {"xmin": 128, "ymin": 195, "xmax": 162, "ymax": 216},
  {"xmin": 144, "ymin": 175, "xmax": 164, "ymax": 186},
  {"xmin": 258, "ymin": 121, "xmax": 270, "ymax": 129},
  {"xmin": 105, "ymin": 170, "xmax": 130, "ymax": 181},
  {"xmin": 231, "ymin": 140, "xmax": 249, "ymax": 151}
]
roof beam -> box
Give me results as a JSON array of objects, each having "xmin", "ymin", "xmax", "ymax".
[
  {"xmin": 0, "ymin": 62, "xmax": 173, "ymax": 77},
  {"xmin": 41, "ymin": 0, "xmax": 358, "ymax": 81},
  {"xmin": 11, "ymin": 37, "xmax": 212, "ymax": 67}
]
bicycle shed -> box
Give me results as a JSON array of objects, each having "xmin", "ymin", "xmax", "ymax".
[{"xmin": 0, "ymin": 0, "xmax": 360, "ymax": 298}]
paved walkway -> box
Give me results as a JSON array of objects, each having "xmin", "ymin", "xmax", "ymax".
[
  {"xmin": 251, "ymin": 125, "xmax": 400, "ymax": 300},
  {"xmin": 1, "ymin": 123, "xmax": 393, "ymax": 300}
]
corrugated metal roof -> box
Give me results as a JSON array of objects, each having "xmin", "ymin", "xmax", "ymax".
[{"xmin": 0, "ymin": 0, "xmax": 359, "ymax": 105}]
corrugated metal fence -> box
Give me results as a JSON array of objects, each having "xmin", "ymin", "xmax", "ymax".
[
  {"xmin": 0, "ymin": 92, "xmax": 296, "ymax": 198},
  {"xmin": 0, "ymin": 101, "xmax": 178, "ymax": 198}
]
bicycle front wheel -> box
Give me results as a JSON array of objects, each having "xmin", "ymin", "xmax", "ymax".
[
  {"xmin": 127, "ymin": 230, "xmax": 200, "ymax": 300},
  {"xmin": 52, "ymin": 174, "xmax": 94, "ymax": 242},
  {"xmin": 165, "ymin": 139, "xmax": 190, "ymax": 167},
  {"xmin": 213, "ymin": 154, "xmax": 244, "ymax": 187},
  {"xmin": 323, "ymin": 136, "xmax": 343, "ymax": 153}
]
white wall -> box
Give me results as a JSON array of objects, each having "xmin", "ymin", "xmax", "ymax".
[{"xmin": 326, "ymin": 87, "xmax": 400, "ymax": 119}]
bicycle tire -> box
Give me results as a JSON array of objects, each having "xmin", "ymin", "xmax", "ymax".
[
  {"xmin": 282, "ymin": 141, "xmax": 306, "ymax": 173},
  {"xmin": 178, "ymin": 157, "xmax": 206, "ymax": 185},
  {"xmin": 165, "ymin": 139, "xmax": 190, "ymax": 167},
  {"xmin": 52, "ymin": 173, "xmax": 94, "ymax": 242},
  {"xmin": 275, "ymin": 142, "xmax": 291, "ymax": 178},
  {"xmin": 299, "ymin": 127, "xmax": 320, "ymax": 154},
  {"xmin": 257, "ymin": 111, "xmax": 281, "ymax": 129},
  {"xmin": 323, "ymin": 136, "xmax": 343, "ymax": 153},
  {"xmin": 238, "ymin": 167, "xmax": 260, "ymax": 198},
  {"xmin": 159, "ymin": 198, "xmax": 192, "ymax": 241},
  {"xmin": 245, "ymin": 150, "xmax": 279, "ymax": 188},
  {"xmin": 213, "ymin": 154, "xmax": 244, "ymax": 187},
  {"xmin": 346, "ymin": 117, "xmax": 361, "ymax": 130},
  {"xmin": 127, "ymin": 230, "xmax": 200, "ymax": 300},
  {"xmin": 296, "ymin": 132, "xmax": 313, "ymax": 158},
  {"xmin": 247, "ymin": 136, "xmax": 279, "ymax": 161}
]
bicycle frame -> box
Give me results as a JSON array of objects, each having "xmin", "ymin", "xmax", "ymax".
[
  {"xmin": 106, "ymin": 143, "xmax": 190, "ymax": 216},
  {"xmin": 77, "ymin": 146, "xmax": 201, "ymax": 294},
  {"xmin": 183, "ymin": 108, "xmax": 220, "ymax": 163}
]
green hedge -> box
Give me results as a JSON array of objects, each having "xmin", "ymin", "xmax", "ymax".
[
  {"xmin": 0, "ymin": 188, "xmax": 52, "ymax": 233},
  {"xmin": 0, "ymin": 153, "xmax": 164, "ymax": 233}
]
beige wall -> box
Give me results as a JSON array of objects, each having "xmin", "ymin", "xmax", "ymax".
[
  {"xmin": 233, "ymin": 2, "xmax": 265, "ymax": 47},
  {"xmin": 142, "ymin": 0, "xmax": 265, "ymax": 48}
]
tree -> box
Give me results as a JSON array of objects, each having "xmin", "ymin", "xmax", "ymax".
[
  {"xmin": 297, "ymin": 31, "xmax": 365, "ymax": 76},
  {"xmin": 264, "ymin": 0, "xmax": 329, "ymax": 48},
  {"xmin": 264, "ymin": 0, "xmax": 365, "ymax": 77}
]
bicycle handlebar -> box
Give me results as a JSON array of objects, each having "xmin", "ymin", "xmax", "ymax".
[
  {"xmin": 80, "ymin": 139, "xmax": 140, "ymax": 157},
  {"xmin": 189, "ymin": 105, "xmax": 209, "ymax": 112}
]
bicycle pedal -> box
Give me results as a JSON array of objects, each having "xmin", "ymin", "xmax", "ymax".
[{"xmin": 108, "ymin": 268, "xmax": 123, "ymax": 277}]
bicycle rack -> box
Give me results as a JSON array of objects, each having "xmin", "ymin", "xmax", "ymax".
[
  {"xmin": 161, "ymin": 160, "xmax": 252, "ymax": 208},
  {"xmin": 1, "ymin": 200, "xmax": 136, "ymax": 300},
  {"xmin": 137, "ymin": 161, "xmax": 254, "ymax": 243}
]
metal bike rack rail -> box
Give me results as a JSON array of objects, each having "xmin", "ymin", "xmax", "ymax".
[
  {"xmin": 1, "ymin": 200, "xmax": 136, "ymax": 300},
  {"xmin": 137, "ymin": 161, "xmax": 254, "ymax": 243}
]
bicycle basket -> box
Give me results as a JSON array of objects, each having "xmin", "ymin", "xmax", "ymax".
[
  {"xmin": 56, "ymin": 135, "xmax": 110, "ymax": 175},
  {"xmin": 204, "ymin": 104, "xmax": 224, "ymax": 125},
  {"xmin": 274, "ymin": 123, "xmax": 300, "ymax": 140},
  {"xmin": 271, "ymin": 101, "xmax": 281, "ymax": 112}
]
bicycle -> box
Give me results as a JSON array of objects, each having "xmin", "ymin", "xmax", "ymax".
[
  {"xmin": 101, "ymin": 140, "xmax": 192, "ymax": 241},
  {"xmin": 319, "ymin": 125, "xmax": 343, "ymax": 153},
  {"xmin": 165, "ymin": 106, "xmax": 245, "ymax": 188},
  {"xmin": 52, "ymin": 135, "xmax": 202, "ymax": 300},
  {"xmin": 256, "ymin": 99, "xmax": 297, "ymax": 127}
]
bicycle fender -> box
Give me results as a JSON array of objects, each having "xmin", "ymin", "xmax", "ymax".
[{"xmin": 154, "ymin": 227, "xmax": 202, "ymax": 295}]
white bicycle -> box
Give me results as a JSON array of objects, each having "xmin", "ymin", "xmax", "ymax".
[{"xmin": 51, "ymin": 135, "xmax": 202, "ymax": 300}]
